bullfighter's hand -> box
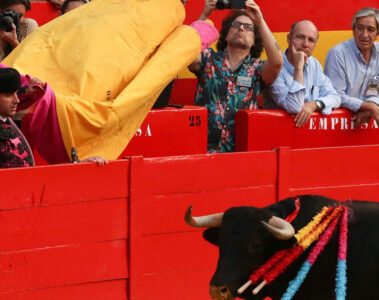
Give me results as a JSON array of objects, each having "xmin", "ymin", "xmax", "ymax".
[{"xmin": 81, "ymin": 156, "xmax": 109, "ymax": 167}]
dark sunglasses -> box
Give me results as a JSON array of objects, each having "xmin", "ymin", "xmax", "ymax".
[{"xmin": 231, "ymin": 21, "xmax": 254, "ymax": 32}]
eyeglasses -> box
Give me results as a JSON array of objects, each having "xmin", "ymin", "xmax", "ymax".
[{"xmin": 231, "ymin": 21, "xmax": 254, "ymax": 32}]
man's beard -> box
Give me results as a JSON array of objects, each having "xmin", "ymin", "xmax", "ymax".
[{"xmin": 228, "ymin": 37, "xmax": 251, "ymax": 50}]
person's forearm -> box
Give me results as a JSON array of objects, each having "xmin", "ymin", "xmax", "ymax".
[
  {"xmin": 257, "ymin": 19, "xmax": 282, "ymax": 69},
  {"xmin": 365, "ymin": 96, "xmax": 379, "ymax": 106},
  {"xmin": 284, "ymin": 89, "xmax": 306, "ymax": 114},
  {"xmin": 270, "ymin": 80, "xmax": 306, "ymax": 114},
  {"xmin": 198, "ymin": 10, "xmax": 212, "ymax": 21},
  {"xmin": 293, "ymin": 67, "xmax": 304, "ymax": 85},
  {"xmin": 340, "ymin": 94, "xmax": 363, "ymax": 112}
]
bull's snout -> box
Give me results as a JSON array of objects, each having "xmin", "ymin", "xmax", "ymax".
[{"xmin": 210, "ymin": 285, "xmax": 235, "ymax": 300}]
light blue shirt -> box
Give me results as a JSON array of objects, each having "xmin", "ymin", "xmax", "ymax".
[
  {"xmin": 263, "ymin": 50, "xmax": 340, "ymax": 115},
  {"xmin": 324, "ymin": 38, "xmax": 379, "ymax": 112}
]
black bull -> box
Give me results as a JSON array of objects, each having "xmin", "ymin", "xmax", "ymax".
[{"xmin": 185, "ymin": 195, "xmax": 379, "ymax": 300}]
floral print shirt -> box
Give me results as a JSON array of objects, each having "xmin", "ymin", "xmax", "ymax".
[
  {"xmin": 0, "ymin": 119, "xmax": 34, "ymax": 168},
  {"xmin": 194, "ymin": 48, "xmax": 265, "ymax": 152}
]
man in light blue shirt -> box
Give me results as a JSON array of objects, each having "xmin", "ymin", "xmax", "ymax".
[
  {"xmin": 263, "ymin": 20, "xmax": 340, "ymax": 127},
  {"xmin": 325, "ymin": 7, "xmax": 379, "ymax": 128}
]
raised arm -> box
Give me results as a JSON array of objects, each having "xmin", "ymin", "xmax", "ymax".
[
  {"xmin": 198, "ymin": 0, "xmax": 217, "ymax": 21},
  {"xmin": 245, "ymin": 0, "xmax": 283, "ymax": 84},
  {"xmin": 188, "ymin": 0, "xmax": 217, "ymax": 74}
]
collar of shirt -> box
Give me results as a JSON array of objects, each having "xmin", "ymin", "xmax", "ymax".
[
  {"xmin": 349, "ymin": 38, "xmax": 379, "ymax": 63},
  {"xmin": 223, "ymin": 50, "xmax": 252, "ymax": 72},
  {"xmin": 0, "ymin": 115, "xmax": 7, "ymax": 123}
]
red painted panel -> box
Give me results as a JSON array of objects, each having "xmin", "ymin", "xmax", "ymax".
[
  {"xmin": 288, "ymin": 185, "xmax": 379, "ymax": 203},
  {"xmin": 1, "ymin": 279, "xmax": 127, "ymax": 300},
  {"xmin": 0, "ymin": 240, "xmax": 128, "ymax": 293},
  {"xmin": 141, "ymin": 232, "xmax": 218, "ymax": 274},
  {"xmin": 128, "ymin": 157, "xmax": 146, "ymax": 300},
  {"xmin": 0, "ymin": 198, "xmax": 127, "ymax": 252},
  {"xmin": 235, "ymin": 109, "xmax": 379, "ymax": 152},
  {"xmin": 0, "ymin": 160, "xmax": 129, "ymax": 210},
  {"xmin": 141, "ymin": 151, "xmax": 277, "ymax": 196},
  {"xmin": 120, "ymin": 106, "xmax": 207, "ymax": 158},
  {"xmin": 26, "ymin": 2, "xmax": 58, "ymax": 26},
  {"xmin": 140, "ymin": 270, "xmax": 214, "ymax": 300},
  {"xmin": 142, "ymin": 186, "xmax": 276, "ymax": 234},
  {"xmin": 288, "ymin": 145, "xmax": 379, "ymax": 189}
]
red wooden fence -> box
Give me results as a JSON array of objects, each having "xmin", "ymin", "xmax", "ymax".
[
  {"xmin": 0, "ymin": 161, "xmax": 130, "ymax": 299},
  {"xmin": 235, "ymin": 109, "xmax": 379, "ymax": 152},
  {"xmin": 0, "ymin": 145, "xmax": 378, "ymax": 299},
  {"xmin": 120, "ymin": 106, "xmax": 207, "ymax": 158}
]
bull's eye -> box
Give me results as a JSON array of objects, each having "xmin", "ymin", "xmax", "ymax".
[{"xmin": 221, "ymin": 287, "xmax": 228, "ymax": 294}]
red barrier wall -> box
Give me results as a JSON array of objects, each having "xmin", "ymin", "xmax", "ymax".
[
  {"xmin": 1, "ymin": 145, "xmax": 378, "ymax": 299},
  {"xmin": 235, "ymin": 109, "xmax": 379, "ymax": 152},
  {"xmin": 120, "ymin": 106, "xmax": 207, "ymax": 158},
  {"xmin": 0, "ymin": 161, "xmax": 130, "ymax": 299}
]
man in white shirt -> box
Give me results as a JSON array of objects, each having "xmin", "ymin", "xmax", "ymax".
[
  {"xmin": 264, "ymin": 20, "xmax": 340, "ymax": 127},
  {"xmin": 325, "ymin": 7, "xmax": 379, "ymax": 127}
]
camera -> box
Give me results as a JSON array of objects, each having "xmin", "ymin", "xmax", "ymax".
[
  {"xmin": 216, "ymin": 0, "xmax": 246, "ymax": 10},
  {"xmin": 0, "ymin": 9, "xmax": 21, "ymax": 34}
]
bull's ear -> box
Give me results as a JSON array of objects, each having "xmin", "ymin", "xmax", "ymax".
[{"xmin": 203, "ymin": 228, "xmax": 220, "ymax": 246}]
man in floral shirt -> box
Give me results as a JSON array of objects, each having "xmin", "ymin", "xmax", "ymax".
[{"xmin": 189, "ymin": 0, "xmax": 283, "ymax": 152}]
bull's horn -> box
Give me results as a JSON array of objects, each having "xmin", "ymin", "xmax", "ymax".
[
  {"xmin": 185, "ymin": 205, "xmax": 224, "ymax": 228},
  {"xmin": 261, "ymin": 216, "xmax": 295, "ymax": 240}
]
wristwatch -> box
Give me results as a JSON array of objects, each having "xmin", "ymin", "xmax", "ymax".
[{"xmin": 315, "ymin": 100, "xmax": 325, "ymax": 111}]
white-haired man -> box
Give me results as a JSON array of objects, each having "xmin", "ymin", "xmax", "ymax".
[{"xmin": 324, "ymin": 7, "xmax": 379, "ymax": 127}]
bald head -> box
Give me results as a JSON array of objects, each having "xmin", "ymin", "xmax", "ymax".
[
  {"xmin": 289, "ymin": 20, "xmax": 319, "ymax": 40},
  {"xmin": 286, "ymin": 20, "xmax": 319, "ymax": 58}
]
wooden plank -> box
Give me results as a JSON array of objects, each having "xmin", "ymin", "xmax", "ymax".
[
  {"xmin": 289, "ymin": 146, "xmax": 379, "ymax": 189},
  {"xmin": 0, "ymin": 198, "xmax": 127, "ymax": 252},
  {"xmin": 277, "ymin": 147, "xmax": 290, "ymax": 201},
  {"xmin": 0, "ymin": 240, "xmax": 128, "ymax": 293},
  {"xmin": 140, "ymin": 232, "xmax": 218, "ymax": 275},
  {"xmin": 140, "ymin": 269, "xmax": 214, "ymax": 300},
  {"xmin": 142, "ymin": 186, "xmax": 276, "ymax": 234},
  {"xmin": 289, "ymin": 184, "xmax": 379, "ymax": 202},
  {"xmin": 128, "ymin": 157, "xmax": 145, "ymax": 300},
  {"xmin": 1, "ymin": 279, "xmax": 127, "ymax": 300},
  {"xmin": 0, "ymin": 160, "xmax": 129, "ymax": 210},
  {"xmin": 235, "ymin": 110, "xmax": 379, "ymax": 152},
  {"xmin": 121, "ymin": 106, "xmax": 207, "ymax": 158},
  {"xmin": 142, "ymin": 152, "xmax": 277, "ymax": 196}
]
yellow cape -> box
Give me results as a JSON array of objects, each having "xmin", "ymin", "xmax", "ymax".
[{"xmin": 4, "ymin": 0, "xmax": 201, "ymax": 159}]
